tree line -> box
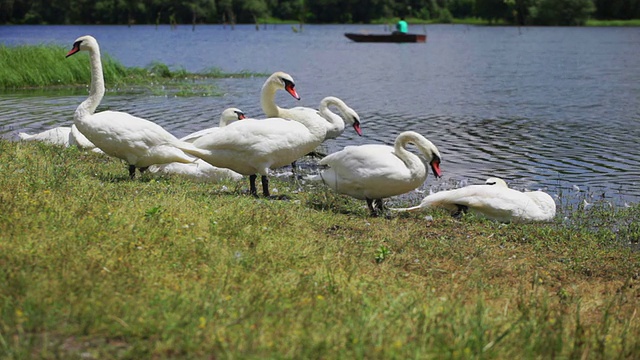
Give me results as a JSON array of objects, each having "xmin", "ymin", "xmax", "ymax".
[{"xmin": 1, "ymin": 0, "xmax": 639, "ymax": 26}]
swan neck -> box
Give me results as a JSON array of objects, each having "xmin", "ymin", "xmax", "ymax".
[
  {"xmin": 319, "ymin": 101, "xmax": 344, "ymax": 131},
  {"xmin": 261, "ymin": 82, "xmax": 281, "ymax": 117},
  {"xmin": 75, "ymin": 46, "xmax": 105, "ymax": 121},
  {"xmin": 394, "ymin": 134, "xmax": 424, "ymax": 173}
]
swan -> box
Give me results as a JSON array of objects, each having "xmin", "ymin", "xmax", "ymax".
[
  {"xmin": 18, "ymin": 124, "xmax": 96, "ymax": 150},
  {"xmin": 148, "ymin": 108, "xmax": 246, "ymax": 182},
  {"xmin": 177, "ymin": 108, "xmax": 341, "ymax": 197},
  {"xmin": 311, "ymin": 131, "xmax": 442, "ymax": 216},
  {"xmin": 180, "ymin": 108, "xmax": 246, "ymax": 143},
  {"xmin": 260, "ymin": 71, "xmax": 301, "ymax": 118},
  {"xmin": 66, "ymin": 35, "xmax": 197, "ymax": 179},
  {"xmin": 391, "ymin": 177, "xmax": 556, "ymax": 223},
  {"xmin": 148, "ymin": 160, "xmax": 243, "ymax": 183},
  {"xmin": 261, "ymin": 72, "xmax": 362, "ymax": 146}
]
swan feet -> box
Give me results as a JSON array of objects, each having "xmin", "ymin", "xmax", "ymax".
[
  {"xmin": 248, "ymin": 175, "xmax": 290, "ymax": 200},
  {"xmin": 452, "ymin": 205, "xmax": 469, "ymax": 219},
  {"xmin": 366, "ymin": 198, "xmax": 391, "ymax": 218},
  {"xmin": 128, "ymin": 165, "xmax": 149, "ymax": 179}
]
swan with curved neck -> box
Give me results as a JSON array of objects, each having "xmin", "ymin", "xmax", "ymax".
[
  {"xmin": 392, "ymin": 177, "xmax": 556, "ymax": 223},
  {"xmin": 261, "ymin": 73, "xmax": 362, "ymax": 139},
  {"xmin": 66, "ymin": 35, "xmax": 196, "ymax": 179},
  {"xmin": 310, "ymin": 96, "xmax": 362, "ymax": 138},
  {"xmin": 177, "ymin": 107, "xmax": 340, "ymax": 197},
  {"xmin": 260, "ymin": 71, "xmax": 301, "ymax": 118},
  {"xmin": 314, "ymin": 131, "xmax": 442, "ymax": 216}
]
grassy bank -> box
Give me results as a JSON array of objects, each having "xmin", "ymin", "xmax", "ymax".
[
  {"xmin": 586, "ymin": 19, "xmax": 640, "ymax": 26},
  {"xmin": 0, "ymin": 139, "xmax": 638, "ymax": 358},
  {"xmin": 372, "ymin": 17, "xmax": 640, "ymax": 26},
  {"xmin": 0, "ymin": 44, "xmax": 262, "ymax": 93}
]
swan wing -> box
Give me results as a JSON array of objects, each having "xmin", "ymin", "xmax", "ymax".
[
  {"xmin": 185, "ymin": 118, "xmax": 317, "ymax": 175},
  {"xmin": 181, "ymin": 127, "xmax": 219, "ymax": 143},
  {"xmin": 79, "ymin": 110, "xmax": 193, "ymax": 166},
  {"xmin": 319, "ymin": 144, "xmax": 423, "ymax": 199}
]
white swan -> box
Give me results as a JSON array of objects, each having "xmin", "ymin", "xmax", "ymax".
[
  {"xmin": 148, "ymin": 161, "xmax": 243, "ymax": 183},
  {"xmin": 19, "ymin": 124, "xmax": 96, "ymax": 150},
  {"xmin": 66, "ymin": 35, "xmax": 196, "ymax": 179},
  {"xmin": 177, "ymin": 108, "xmax": 340, "ymax": 197},
  {"xmin": 312, "ymin": 131, "xmax": 442, "ymax": 216},
  {"xmin": 148, "ymin": 108, "xmax": 246, "ymax": 182},
  {"xmin": 392, "ymin": 177, "xmax": 556, "ymax": 223},
  {"xmin": 180, "ymin": 108, "xmax": 246, "ymax": 143},
  {"xmin": 261, "ymin": 72, "xmax": 362, "ymax": 140},
  {"xmin": 260, "ymin": 71, "xmax": 301, "ymax": 118}
]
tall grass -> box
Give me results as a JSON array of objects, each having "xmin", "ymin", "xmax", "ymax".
[
  {"xmin": 0, "ymin": 44, "xmax": 129, "ymax": 89},
  {"xmin": 0, "ymin": 139, "xmax": 638, "ymax": 358},
  {"xmin": 0, "ymin": 44, "xmax": 265, "ymax": 90}
]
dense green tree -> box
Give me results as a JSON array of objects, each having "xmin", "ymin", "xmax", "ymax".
[
  {"xmin": 593, "ymin": 0, "xmax": 640, "ymax": 19},
  {"xmin": 0, "ymin": 0, "xmax": 634, "ymax": 25},
  {"xmin": 475, "ymin": 0, "xmax": 510, "ymax": 23},
  {"xmin": 529, "ymin": 0, "xmax": 595, "ymax": 25},
  {"xmin": 448, "ymin": 0, "xmax": 475, "ymax": 18}
]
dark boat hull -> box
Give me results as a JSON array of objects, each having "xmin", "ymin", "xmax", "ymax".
[{"xmin": 344, "ymin": 33, "xmax": 427, "ymax": 43}]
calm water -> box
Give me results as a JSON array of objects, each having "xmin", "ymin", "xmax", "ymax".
[{"xmin": 1, "ymin": 24, "xmax": 640, "ymax": 206}]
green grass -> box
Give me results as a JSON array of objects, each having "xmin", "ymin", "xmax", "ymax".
[
  {"xmin": 0, "ymin": 44, "xmax": 266, "ymax": 95},
  {"xmin": 586, "ymin": 19, "xmax": 640, "ymax": 26},
  {"xmin": 0, "ymin": 139, "xmax": 638, "ymax": 358}
]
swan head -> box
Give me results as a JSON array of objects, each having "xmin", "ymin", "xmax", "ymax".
[
  {"xmin": 397, "ymin": 131, "xmax": 443, "ymax": 179},
  {"xmin": 265, "ymin": 71, "xmax": 300, "ymax": 100},
  {"xmin": 345, "ymin": 108, "xmax": 362, "ymax": 136},
  {"xmin": 66, "ymin": 35, "xmax": 98, "ymax": 57},
  {"xmin": 429, "ymin": 154, "xmax": 442, "ymax": 179},
  {"xmin": 219, "ymin": 108, "xmax": 246, "ymax": 127},
  {"xmin": 485, "ymin": 177, "xmax": 508, "ymax": 187}
]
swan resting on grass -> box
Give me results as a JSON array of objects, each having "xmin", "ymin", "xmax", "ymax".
[
  {"xmin": 391, "ymin": 177, "xmax": 556, "ymax": 223},
  {"xmin": 148, "ymin": 108, "xmax": 246, "ymax": 182},
  {"xmin": 308, "ymin": 131, "xmax": 442, "ymax": 217},
  {"xmin": 18, "ymin": 124, "xmax": 97, "ymax": 150},
  {"xmin": 66, "ymin": 34, "xmax": 198, "ymax": 179}
]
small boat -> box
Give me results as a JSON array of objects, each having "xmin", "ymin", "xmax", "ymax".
[{"xmin": 344, "ymin": 32, "xmax": 426, "ymax": 43}]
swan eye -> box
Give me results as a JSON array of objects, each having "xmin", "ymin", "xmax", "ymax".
[
  {"xmin": 66, "ymin": 41, "xmax": 83, "ymax": 58},
  {"xmin": 281, "ymin": 78, "xmax": 295, "ymax": 88},
  {"xmin": 234, "ymin": 111, "xmax": 246, "ymax": 120},
  {"xmin": 487, "ymin": 182, "xmax": 497, "ymax": 185}
]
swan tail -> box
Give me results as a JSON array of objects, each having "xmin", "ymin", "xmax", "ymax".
[
  {"xmin": 389, "ymin": 204, "xmax": 425, "ymax": 213},
  {"xmin": 175, "ymin": 141, "xmax": 206, "ymax": 158}
]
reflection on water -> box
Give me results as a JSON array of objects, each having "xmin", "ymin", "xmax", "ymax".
[{"xmin": 1, "ymin": 24, "xmax": 639, "ymax": 206}]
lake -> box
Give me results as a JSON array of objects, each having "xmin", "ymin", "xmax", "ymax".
[{"xmin": 1, "ymin": 24, "xmax": 639, "ymax": 207}]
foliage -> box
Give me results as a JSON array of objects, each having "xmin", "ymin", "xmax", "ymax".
[
  {"xmin": 0, "ymin": 44, "xmax": 264, "ymax": 94},
  {"xmin": 529, "ymin": 0, "xmax": 596, "ymax": 25},
  {"xmin": 0, "ymin": 139, "xmax": 639, "ymax": 358},
  {"xmin": 0, "ymin": 0, "xmax": 638, "ymax": 25}
]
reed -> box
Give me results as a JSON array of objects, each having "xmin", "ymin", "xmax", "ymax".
[
  {"xmin": 0, "ymin": 139, "xmax": 638, "ymax": 359},
  {"xmin": 0, "ymin": 44, "xmax": 265, "ymax": 90}
]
